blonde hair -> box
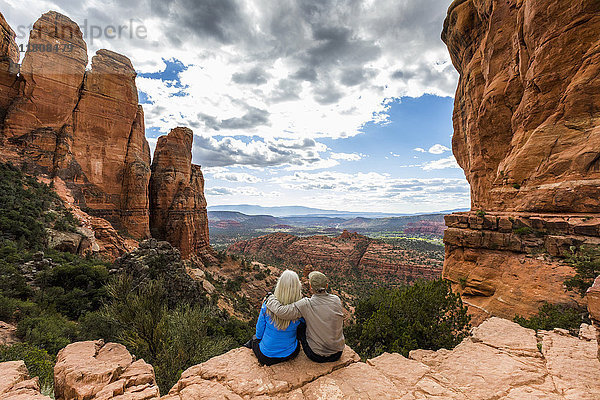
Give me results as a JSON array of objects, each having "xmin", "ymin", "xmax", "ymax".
[{"xmin": 267, "ymin": 270, "xmax": 302, "ymax": 330}]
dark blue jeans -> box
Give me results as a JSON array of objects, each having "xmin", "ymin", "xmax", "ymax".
[
  {"xmin": 297, "ymin": 322, "xmax": 343, "ymax": 363},
  {"xmin": 251, "ymin": 338, "xmax": 300, "ymax": 366}
]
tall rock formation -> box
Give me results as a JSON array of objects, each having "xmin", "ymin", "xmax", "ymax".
[
  {"xmin": 0, "ymin": 10, "xmax": 213, "ymax": 259},
  {"xmin": 70, "ymin": 50, "xmax": 151, "ymax": 238},
  {"xmin": 149, "ymin": 127, "xmax": 211, "ymax": 259},
  {"xmin": 0, "ymin": 12, "xmax": 20, "ymax": 131},
  {"xmin": 0, "ymin": 11, "xmax": 152, "ymax": 241},
  {"xmin": 442, "ymin": 0, "xmax": 600, "ymax": 318},
  {"xmin": 3, "ymin": 11, "xmax": 87, "ymax": 172}
]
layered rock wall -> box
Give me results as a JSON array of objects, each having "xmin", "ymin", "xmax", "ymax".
[
  {"xmin": 442, "ymin": 0, "xmax": 600, "ymax": 318},
  {"xmin": 442, "ymin": 0, "xmax": 600, "ymax": 212}
]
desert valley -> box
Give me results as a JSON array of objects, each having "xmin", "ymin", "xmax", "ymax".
[{"xmin": 1, "ymin": 0, "xmax": 600, "ymax": 399}]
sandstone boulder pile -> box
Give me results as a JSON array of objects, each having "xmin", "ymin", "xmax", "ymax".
[
  {"xmin": 53, "ymin": 340, "xmax": 160, "ymax": 400},
  {"xmin": 0, "ymin": 361, "xmax": 51, "ymax": 400},
  {"xmin": 164, "ymin": 317, "xmax": 600, "ymax": 399}
]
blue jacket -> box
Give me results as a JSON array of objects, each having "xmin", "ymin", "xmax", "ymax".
[{"xmin": 255, "ymin": 304, "xmax": 302, "ymax": 358}]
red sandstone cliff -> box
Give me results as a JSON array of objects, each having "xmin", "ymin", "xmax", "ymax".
[
  {"xmin": 0, "ymin": 11, "xmax": 210, "ymax": 260},
  {"xmin": 441, "ymin": 0, "xmax": 600, "ymax": 319},
  {"xmin": 0, "ymin": 11, "xmax": 150, "ymax": 240},
  {"xmin": 149, "ymin": 127, "xmax": 212, "ymax": 260}
]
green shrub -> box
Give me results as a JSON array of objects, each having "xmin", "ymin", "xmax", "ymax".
[
  {"xmin": 53, "ymin": 211, "xmax": 80, "ymax": 232},
  {"xmin": 16, "ymin": 312, "xmax": 79, "ymax": 355},
  {"xmin": 225, "ymin": 275, "xmax": 244, "ymax": 292},
  {"xmin": 0, "ymin": 241, "xmax": 32, "ymax": 299},
  {"xmin": 564, "ymin": 246, "xmax": 600, "ymax": 296},
  {"xmin": 254, "ymin": 271, "xmax": 267, "ymax": 280},
  {"xmin": 513, "ymin": 302, "xmax": 590, "ymax": 335},
  {"xmin": 346, "ymin": 279, "xmax": 471, "ymax": 360},
  {"xmin": 154, "ymin": 305, "xmax": 241, "ymax": 391},
  {"xmin": 0, "ymin": 294, "xmax": 37, "ymax": 321},
  {"xmin": 35, "ymin": 253, "xmax": 109, "ymax": 319},
  {"xmin": 99, "ymin": 275, "xmax": 252, "ymax": 393},
  {"xmin": 0, "ymin": 343, "xmax": 54, "ymax": 390},
  {"xmin": 513, "ymin": 226, "xmax": 533, "ymax": 236},
  {"xmin": 78, "ymin": 310, "xmax": 121, "ymax": 343},
  {"xmin": 0, "ymin": 163, "xmax": 60, "ymax": 249}
]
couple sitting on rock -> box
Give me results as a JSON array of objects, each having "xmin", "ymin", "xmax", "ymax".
[{"xmin": 244, "ymin": 270, "xmax": 345, "ymax": 366}]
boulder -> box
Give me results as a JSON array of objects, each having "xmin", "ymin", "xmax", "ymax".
[
  {"xmin": 54, "ymin": 340, "xmax": 159, "ymax": 400},
  {"xmin": 587, "ymin": 276, "xmax": 600, "ymax": 360},
  {"xmin": 165, "ymin": 346, "xmax": 360, "ymax": 399},
  {"xmin": 0, "ymin": 321, "xmax": 17, "ymax": 346},
  {"xmin": 0, "ymin": 360, "xmax": 52, "ymax": 400}
]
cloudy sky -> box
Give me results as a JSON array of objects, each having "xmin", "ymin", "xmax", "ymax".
[{"xmin": 2, "ymin": 0, "xmax": 469, "ymax": 213}]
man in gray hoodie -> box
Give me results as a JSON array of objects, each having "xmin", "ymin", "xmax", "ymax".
[{"xmin": 265, "ymin": 271, "xmax": 345, "ymax": 362}]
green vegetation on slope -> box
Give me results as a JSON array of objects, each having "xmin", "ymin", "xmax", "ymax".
[
  {"xmin": 564, "ymin": 245, "xmax": 600, "ymax": 297},
  {"xmin": 514, "ymin": 302, "xmax": 590, "ymax": 335},
  {"xmin": 345, "ymin": 279, "xmax": 471, "ymax": 360},
  {"xmin": 0, "ymin": 163, "xmax": 252, "ymax": 394}
]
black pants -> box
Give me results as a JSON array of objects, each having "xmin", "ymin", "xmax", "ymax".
[
  {"xmin": 251, "ymin": 338, "xmax": 300, "ymax": 366},
  {"xmin": 297, "ymin": 322, "xmax": 343, "ymax": 363}
]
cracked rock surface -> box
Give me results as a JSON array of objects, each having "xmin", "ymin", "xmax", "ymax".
[{"xmin": 162, "ymin": 318, "xmax": 600, "ymax": 399}]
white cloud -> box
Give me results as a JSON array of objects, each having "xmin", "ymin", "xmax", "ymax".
[
  {"xmin": 414, "ymin": 147, "xmax": 426, "ymax": 153},
  {"xmin": 210, "ymin": 171, "xmax": 262, "ymax": 183},
  {"xmin": 205, "ymin": 186, "xmax": 274, "ymax": 197},
  {"xmin": 422, "ymin": 156, "xmax": 460, "ymax": 170},
  {"xmin": 269, "ymin": 171, "xmax": 469, "ymax": 211},
  {"xmin": 427, "ymin": 144, "xmax": 450, "ymax": 154},
  {"xmin": 330, "ymin": 152, "xmax": 363, "ymax": 161},
  {"xmin": 3, "ymin": 0, "xmax": 457, "ymax": 145}
]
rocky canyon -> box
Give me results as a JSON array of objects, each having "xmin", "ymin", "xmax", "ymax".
[
  {"xmin": 1, "ymin": 0, "xmax": 600, "ymax": 398},
  {"xmin": 0, "ymin": 11, "xmax": 211, "ymax": 261},
  {"xmin": 441, "ymin": 0, "xmax": 600, "ymax": 319}
]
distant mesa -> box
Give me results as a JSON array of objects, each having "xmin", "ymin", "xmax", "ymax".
[{"xmin": 228, "ymin": 231, "xmax": 443, "ymax": 286}]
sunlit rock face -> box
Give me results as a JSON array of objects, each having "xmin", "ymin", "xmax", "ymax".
[
  {"xmin": 443, "ymin": 0, "xmax": 600, "ymax": 213},
  {"xmin": 441, "ymin": 0, "xmax": 600, "ymax": 319},
  {"xmin": 149, "ymin": 127, "xmax": 212, "ymax": 260},
  {"xmin": 0, "ymin": 11, "xmax": 213, "ymax": 260},
  {"xmin": 0, "ymin": 11, "xmax": 151, "ymax": 240}
]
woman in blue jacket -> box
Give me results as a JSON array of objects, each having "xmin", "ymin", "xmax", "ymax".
[{"xmin": 248, "ymin": 270, "xmax": 303, "ymax": 365}]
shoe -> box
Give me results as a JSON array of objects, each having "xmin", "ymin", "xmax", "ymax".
[{"xmin": 243, "ymin": 339, "xmax": 253, "ymax": 349}]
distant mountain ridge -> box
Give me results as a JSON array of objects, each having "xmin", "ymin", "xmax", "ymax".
[{"xmin": 208, "ymin": 204, "xmax": 468, "ymax": 218}]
